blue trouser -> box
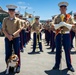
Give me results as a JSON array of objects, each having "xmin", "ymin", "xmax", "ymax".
[
  {"xmin": 24, "ymin": 31, "xmax": 26, "ymax": 46},
  {"xmin": 55, "ymin": 33, "xmax": 72, "ymax": 68},
  {"xmin": 27, "ymin": 31, "xmax": 29, "ymax": 43},
  {"xmin": 46, "ymin": 30, "xmax": 50, "ymax": 45},
  {"xmin": 5, "ymin": 37, "xmax": 21, "ymax": 66},
  {"xmin": 33, "ymin": 33, "xmax": 42, "ymax": 51},
  {"xmin": 22, "ymin": 30, "xmax": 26, "ymax": 46},
  {"xmin": 20, "ymin": 30, "xmax": 25, "ymax": 50},
  {"xmin": 20, "ymin": 31, "xmax": 23, "ymax": 50},
  {"xmin": 51, "ymin": 31, "xmax": 55, "ymax": 51},
  {"xmin": 27, "ymin": 31, "xmax": 31, "ymax": 42},
  {"xmin": 26, "ymin": 31, "xmax": 28, "ymax": 44},
  {"xmin": 70, "ymin": 31, "xmax": 75, "ymax": 48},
  {"xmin": 28, "ymin": 31, "xmax": 31, "ymax": 42},
  {"xmin": 50, "ymin": 31, "xmax": 52, "ymax": 47},
  {"xmin": 45, "ymin": 30, "xmax": 47, "ymax": 41}
]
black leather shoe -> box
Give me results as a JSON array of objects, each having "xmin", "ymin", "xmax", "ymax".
[
  {"xmin": 16, "ymin": 66, "xmax": 20, "ymax": 73},
  {"xmin": 68, "ymin": 67, "xmax": 75, "ymax": 72},
  {"xmin": 51, "ymin": 50, "xmax": 54, "ymax": 52},
  {"xmin": 40, "ymin": 50, "xmax": 43, "ymax": 52},
  {"xmin": 20, "ymin": 49, "xmax": 24, "ymax": 53},
  {"xmin": 47, "ymin": 47, "xmax": 51, "ymax": 49},
  {"xmin": 31, "ymin": 49, "xmax": 35, "ymax": 53},
  {"xmin": 52, "ymin": 66, "xmax": 59, "ymax": 70}
]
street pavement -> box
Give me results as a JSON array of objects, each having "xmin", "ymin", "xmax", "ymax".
[{"xmin": 0, "ymin": 33, "xmax": 76, "ymax": 75}]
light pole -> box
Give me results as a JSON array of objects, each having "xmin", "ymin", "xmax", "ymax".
[
  {"xmin": 33, "ymin": 11, "xmax": 35, "ymax": 16},
  {"xmin": 18, "ymin": 6, "xmax": 21, "ymax": 13},
  {"xmin": 25, "ymin": 7, "xmax": 28, "ymax": 17}
]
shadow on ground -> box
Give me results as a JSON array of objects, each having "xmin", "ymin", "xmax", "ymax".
[
  {"xmin": 47, "ymin": 52, "xmax": 56, "ymax": 54},
  {"xmin": 0, "ymin": 70, "xmax": 15, "ymax": 75},
  {"xmin": 70, "ymin": 51, "xmax": 76, "ymax": 54},
  {"xmin": 45, "ymin": 68, "xmax": 70, "ymax": 75},
  {"xmin": 28, "ymin": 52, "xmax": 40, "ymax": 55}
]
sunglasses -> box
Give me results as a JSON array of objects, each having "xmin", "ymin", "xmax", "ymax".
[
  {"xmin": 8, "ymin": 9, "xmax": 15, "ymax": 11},
  {"xmin": 60, "ymin": 6, "xmax": 66, "ymax": 8},
  {"xmin": 35, "ymin": 18, "xmax": 39, "ymax": 20}
]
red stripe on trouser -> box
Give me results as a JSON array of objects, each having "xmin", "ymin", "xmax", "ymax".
[{"xmin": 18, "ymin": 48, "xmax": 21, "ymax": 66}]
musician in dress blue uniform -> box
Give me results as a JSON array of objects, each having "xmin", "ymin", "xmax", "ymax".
[
  {"xmin": 52, "ymin": 2, "xmax": 75, "ymax": 72},
  {"xmin": 2, "ymin": 5, "xmax": 23, "ymax": 73},
  {"xmin": 70, "ymin": 13, "xmax": 76, "ymax": 50},
  {"xmin": 31, "ymin": 16, "xmax": 43, "ymax": 53}
]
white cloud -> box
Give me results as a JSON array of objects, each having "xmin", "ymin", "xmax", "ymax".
[
  {"xmin": 18, "ymin": 6, "xmax": 32, "ymax": 10},
  {"xmin": 17, "ymin": 1, "xmax": 30, "ymax": 6},
  {"xmin": 27, "ymin": 7, "xmax": 32, "ymax": 10},
  {"xmin": 17, "ymin": 1, "xmax": 32, "ymax": 12},
  {"xmin": 17, "ymin": 2, "xmax": 26, "ymax": 5}
]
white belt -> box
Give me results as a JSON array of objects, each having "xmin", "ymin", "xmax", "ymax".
[
  {"xmin": 59, "ymin": 31, "xmax": 70, "ymax": 34},
  {"xmin": 53, "ymin": 31, "xmax": 56, "ymax": 33}
]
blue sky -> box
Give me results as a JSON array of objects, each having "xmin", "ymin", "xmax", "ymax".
[{"xmin": 0, "ymin": 0, "xmax": 76, "ymax": 20}]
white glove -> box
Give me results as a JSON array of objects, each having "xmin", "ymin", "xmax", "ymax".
[
  {"xmin": 59, "ymin": 22, "xmax": 65, "ymax": 25},
  {"xmin": 63, "ymin": 22, "xmax": 72, "ymax": 30},
  {"xmin": 54, "ymin": 22, "xmax": 64, "ymax": 29},
  {"xmin": 54, "ymin": 22, "xmax": 72, "ymax": 30}
]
